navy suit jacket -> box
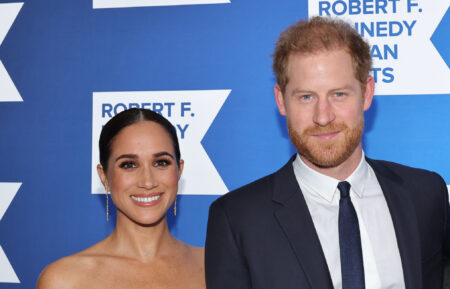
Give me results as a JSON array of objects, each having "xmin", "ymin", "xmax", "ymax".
[{"xmin": 205, "ymin": 157, "xmax": 449, "ymax": 289}]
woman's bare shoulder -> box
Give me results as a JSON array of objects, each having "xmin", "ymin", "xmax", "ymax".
[
  {"xmin": 188, "ymin": 244, "xmax": 204, "ymax": 263},
  {"xmin": 173, "ymin": 241, "xmax": 204, "ymax": 271},
  {"xmin": 36, "ymin": 244, "xmax": 107, "ymax": 289},
  {"xmin": 36, "ymin": 254, "xmax": 85, "ymax": 289},
  {"xmin": 176, "ymin": 243, "xmax": 205, "ymax": 288}
]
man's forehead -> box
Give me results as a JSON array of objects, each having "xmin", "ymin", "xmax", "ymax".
[{"xmin": 285, "ymin": 49, "xmax": 358, "ymax": 81}]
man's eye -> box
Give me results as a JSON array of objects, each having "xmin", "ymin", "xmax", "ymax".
[
  {"xmin": 119, "ymin": 161, "xmax": 137, "ymax": 169},
  {"xmin": 301, "ymin": 94, "xmax": 312, "ymax": 101},
  {"xmin": 335, "ymin": 92, "xmax": 345, "ymax": 97},
  {"xmin": 154, "ymin": 159, "xmax": 171, "ymax": 167}
]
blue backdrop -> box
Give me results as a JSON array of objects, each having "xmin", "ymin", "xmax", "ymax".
[{"xmin": 0, "ymin": 0, "xmax": 449, "ymax": 287}]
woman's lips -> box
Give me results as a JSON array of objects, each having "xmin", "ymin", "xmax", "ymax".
[{"xmin": 130, "ymin": 193, "xmax": 162, "ymax": 207}]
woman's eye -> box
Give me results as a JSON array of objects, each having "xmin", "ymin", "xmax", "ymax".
[
  {"xmin": 154, "ymin": 159, "xmax": 170, "ymax": 167},
  {"xmin": 119, "ymin": 161, "xmax": 137, "ymax": 169}
]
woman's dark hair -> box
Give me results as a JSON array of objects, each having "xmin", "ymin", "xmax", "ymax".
[{"xmin": 99, "ymin": 108, "xmax": 181, "ymax": 172}]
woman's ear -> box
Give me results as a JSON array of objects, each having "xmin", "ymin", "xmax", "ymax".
[
  {"xmin": 178, "ymin": 159, "xmax": 184, "ymax": 180},
  {"xmin": 97, "ymin": 164, "xmax": 110, "ymax": 192}
]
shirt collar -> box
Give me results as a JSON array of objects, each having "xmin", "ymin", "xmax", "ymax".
[
  {"xmin": 292, "ymin": 152, "xmax": 369, "ymax": 203},
  {"xmin": 346, "ymin": 151, "xmax": 369, "ymax": 199}
]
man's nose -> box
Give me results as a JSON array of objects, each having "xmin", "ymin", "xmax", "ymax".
[{"xmin": 313, "ymin": 97, "xmax": 335, "ymax": 126}]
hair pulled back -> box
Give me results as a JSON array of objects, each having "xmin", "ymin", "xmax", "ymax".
[{"xmin": 99, "ymin": 108, "xmax": 181, "ymax": 172}]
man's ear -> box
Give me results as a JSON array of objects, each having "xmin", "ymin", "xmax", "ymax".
[
  {"xmin": 274, "ymin": 84, "xmax": 287, "ymax": 116},
  {"xmin": 363, "ymin": 76, "xmax": 375, "ymax": 111}
]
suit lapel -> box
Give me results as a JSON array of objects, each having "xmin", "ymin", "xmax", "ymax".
[
  {"xmin": 272, "ymin": 157, "xmax": 333, "ymax": 289},
  {"xmin": 367, "ymin": 158, "xmax": 422, "ymax": 289}
]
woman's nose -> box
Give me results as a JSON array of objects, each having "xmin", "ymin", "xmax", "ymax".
[{"xmin": 138, "ymin": 166, "xmax": 157, "ymax": 189}]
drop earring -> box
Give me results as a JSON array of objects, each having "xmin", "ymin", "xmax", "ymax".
[
  {"xmin": 174, "ymin": 197, "xmax": 177, "ymax": 216},
  {"xmin": 106, "ymin": 191, "xmax": 109, "ymax": 222}
]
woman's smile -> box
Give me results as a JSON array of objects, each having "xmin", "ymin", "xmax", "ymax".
[{"xmin": 130, "ymin": 193, "xmax": 163, "ymax": 207}]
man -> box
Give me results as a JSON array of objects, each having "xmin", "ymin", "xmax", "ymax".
[{"xmin": 205, "ymin": 17, "xmax": 448, "ymax": 289}]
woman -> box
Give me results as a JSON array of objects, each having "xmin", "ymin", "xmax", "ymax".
[{"xmin": 37, "ymin": 108, "xmax": 205, "ymax": 289}]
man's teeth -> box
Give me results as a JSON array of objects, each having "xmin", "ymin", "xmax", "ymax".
[{"xmin": 131, "ymin": 195, "xmax": 161, "ymax": 203}]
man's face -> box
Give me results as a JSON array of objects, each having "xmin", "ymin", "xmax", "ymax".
[{"xmin": 274, "ymin": 49, "xmax": 374, "ymax": 169}]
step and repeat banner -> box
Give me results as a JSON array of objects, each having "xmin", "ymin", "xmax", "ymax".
[{"xmin": 0, "ymin": 0, "xmax": 449, "ymax": 287}]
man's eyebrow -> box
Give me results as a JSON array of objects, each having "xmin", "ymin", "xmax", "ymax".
[
  {"xmin": 291, "ymin": 88, "xmax": 313, "ymax": 94},
  {"xmin": 331, "ymin": 85, "xmax": 354, "ymax": 91}
]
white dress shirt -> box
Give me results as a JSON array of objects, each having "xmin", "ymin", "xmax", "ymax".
[{"xmin": 292, "ymin": 152, "xmax": 405, "ymax": 289}]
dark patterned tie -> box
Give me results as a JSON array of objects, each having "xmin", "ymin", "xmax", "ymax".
[{"xmin": 338, "ymin": 181, "xmax": 365, "ymax": 289}]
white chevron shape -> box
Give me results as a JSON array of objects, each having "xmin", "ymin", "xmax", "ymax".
[
  {"xmin": 0, "ymin": 183, "xmax": 21, "ymax": 283},
  {"xmin": 92, "ymin": 90, "xmax": 230, "ymax": 195},
  {"xmin": 0, "ymin": 245, "xmax": 19, "ymax": 283},
  {"xmin": 93, "ymin": 0, "xmax": 230, "ymax": 9},
  {"xmin": 0, "ymin": 3, "xmax": 24, "ymax": 284},
  {"xmin": 0, "ymin": 3, "xmax": 22, "ymax": 44},
  {"xmin": 0, "ymin": 182, "xmax": 21, "ymax": 221},
  {"xmin": 0, "ymin": 3, "xmax": 23, "ymax": 102},
  {"xmin": 0, "ymin": 60, "xmax": 21, "ymax": 102},
  {"xmin": 308, "ymin": 0, "xmax": 450, "ymax": 95}
]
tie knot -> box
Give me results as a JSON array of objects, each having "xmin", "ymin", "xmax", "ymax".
[{"xmin": 338, "ymin": 181, "xmax": 351, "ymax": 198}]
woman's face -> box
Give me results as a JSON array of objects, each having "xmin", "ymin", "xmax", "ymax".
[{"xmin": 98, "ymin": 121, "xmax": 183, "ymax": 225}]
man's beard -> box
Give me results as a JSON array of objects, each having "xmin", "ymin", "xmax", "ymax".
[{"xmin": 288, "ymin": 117, "xmax": 364, "ymax": 168}]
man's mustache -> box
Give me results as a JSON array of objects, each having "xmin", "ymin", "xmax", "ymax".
[{"xmin": 303, "ymin": 123, "xmax": 348, "ymax": 136}]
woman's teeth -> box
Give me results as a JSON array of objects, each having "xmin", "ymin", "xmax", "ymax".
[{"xmin": 131, "ymin": 195, "xmax": 160, "ymax": 203}]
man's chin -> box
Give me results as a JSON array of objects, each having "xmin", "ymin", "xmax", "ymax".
[
  {"xmin": 300, "ymin": 153, "xmax": 347, "ymax": 169},
  {"xmin": 298, "ymin": 141, "xmax": 354, "ymax": 168}
]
